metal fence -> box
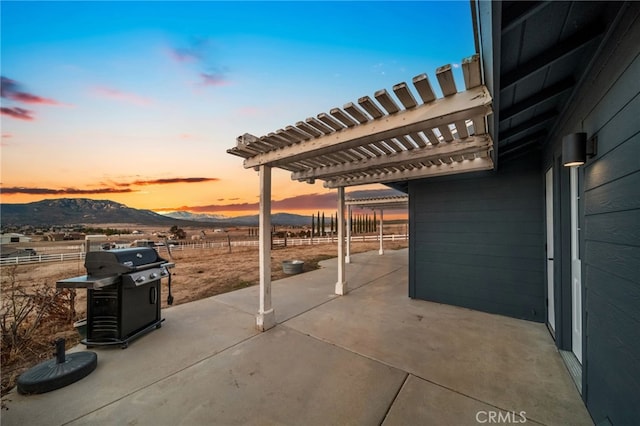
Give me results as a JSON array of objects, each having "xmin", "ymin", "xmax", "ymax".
[{"xmin": 0, "ymin": 234, "xmax": 408, "ymax": 266}]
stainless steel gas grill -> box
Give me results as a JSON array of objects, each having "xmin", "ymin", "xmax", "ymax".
[{"xmin": 57, "ymin": 247, "xmax": 174, "ymax": 348}]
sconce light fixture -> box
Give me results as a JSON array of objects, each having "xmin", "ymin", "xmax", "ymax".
[{"xmin": 562, "ymin": 132, "xmax": 597, "ymax": 167}]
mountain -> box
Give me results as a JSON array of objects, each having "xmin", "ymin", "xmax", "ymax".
[
  {"xmin": 224, "ymin": 212, "xmax": 311, "ymax": 227},
  {"xmin": 161, "ymin": 211, "xmax": 229, "ymax": 222},
  {"xmin": 0, "ymin": 198, "xmax": 312, "ymax": 228},
  {"xmin": 162, "ymin": 211, "xmax": 311, "ymax": 227},
  {"xmin": 1, "ymin": 198, "xmax": 186, "ymax": 227}
]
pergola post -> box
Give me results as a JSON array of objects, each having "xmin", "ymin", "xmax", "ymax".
[
  {"xmin": 379, "ymin": 209, "xmax": 384, "ymax": 255},
  {"xmin": 335, "ymin": 186, "xmax": 348, "ymax": 295},
  {"xmin": 345, "ymin": 204, "xmax": 351, "ymax": 264},
  {"xmin": 256, "ymin": 165, "xmax": 275, "ymax": 331}
]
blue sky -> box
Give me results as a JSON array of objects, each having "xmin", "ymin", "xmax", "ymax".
[{"xmin": 1, "ymin": 1, "xmax": 475, "ymax": 215}]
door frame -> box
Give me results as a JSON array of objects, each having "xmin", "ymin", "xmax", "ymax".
[
  {"xmin": 545, "ymin": 167, "xmax": 556, "ymax": 335},
  {"xmin": 570, "ymin": 167, "xmax": 583, "ymax": 363},
  {"xmin": 548, "ymin": 156, "xmax": 584, "ymax": 361}
]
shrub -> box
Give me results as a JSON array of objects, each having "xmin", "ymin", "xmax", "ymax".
[{"xmin": 1, "ymin": 266, "xmax": 77, "ymax": 395}]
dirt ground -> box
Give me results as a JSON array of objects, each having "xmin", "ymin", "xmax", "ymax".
[{"xmin": 0, "ymin": 239, "xmax": 407, "ymax": 396}]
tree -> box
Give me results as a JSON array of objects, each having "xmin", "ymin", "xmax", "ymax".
[
  {"xmin": 311, "ymin": 214, "xmax": 315, "ymax": 237},
  {"xmin": 321, "ymin": 212, "xmax": 325, "ymax": 236},
  {"xmin": 169, "ymin": 225, "xmax": 186, "ymax": 240}
]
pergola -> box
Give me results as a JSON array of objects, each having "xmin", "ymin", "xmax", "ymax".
[
  {"xmin": 227, "ymin": 54, "xmax": 493, "ymax": 331},
  {"xmin": 345, "ymin": 195, "xmax": 408, "ymax": 261}
]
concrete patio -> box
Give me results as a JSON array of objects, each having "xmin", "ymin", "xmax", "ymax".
[{"xmin": 1, "ymin": 248, "xmax": 592, "ymax": 425}]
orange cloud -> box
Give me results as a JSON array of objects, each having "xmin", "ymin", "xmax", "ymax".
[
  {"xmin": 107, "ymin": 177, "xmax": 219, "ymax": 187},
  {"xmin": 237, "ymin": 106, "xmax": 262, "ymax": 116},
  {"xmin": 92, "ymin": 86, "xmax": 152, "ymax": 105},
  {"xmin": 130, "ymin": 177, "xmax": 218, "ymax": 186},
  {"xmin": 200, "ymin": 72, "xmax": 229, "ymax": 87},
  {"xmin": 3, "ymin": 177, "xmax": 218, "ymax": 196},
  {"xmin": 159, "ymin": 189, "xmax": 406, "ymax": 213},
  {"xmin": 1, "ymin": 76, "xmax": 63, "ymax": 105},
  {"xmin": 166, "ymin": 38, "xmax": 231, "ymax": 88},
  {"xmin": 166, "ymin": 193, "xmax": 334, "ymax": 213},
  {"xmin": 1, "ymin": 186, "xmax": 134, "ymax": 195},
  {"xmin": 166, "ymin": 37, "xmax": 213, "ymax": 63},
  {"xmin": 0, "ymin": 107, "xmax": 34, "ymax": 120}
]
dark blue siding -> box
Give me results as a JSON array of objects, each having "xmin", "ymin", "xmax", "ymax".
[
  {"xmin": 409, "ymin": 154, "xmax": 545, "ymax": 322},
  {"xmin": 543, "ymin": 6, "xmax": 640, "ymax": 422},
  {"xmin": 582, "ymin": 96, "xmax": 640, "ymax": 425}
]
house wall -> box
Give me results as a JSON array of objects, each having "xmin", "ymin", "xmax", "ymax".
[
  {"xmin": 542, "ymin": 4, "xmax": 640, "ymax": 423},
  {"xmin": 0, "ymin": 234, "xmax": 31, "ymax": 244},
  {"xmin": 408, "ymin": 153, "xmax": 545, "ymax": 322}
]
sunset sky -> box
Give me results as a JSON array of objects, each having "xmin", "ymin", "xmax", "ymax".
[{"xmin": 1, "ymin": 1, "xmax": 475, "ymax": 217}]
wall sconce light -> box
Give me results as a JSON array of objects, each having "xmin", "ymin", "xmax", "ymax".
[{"xmin": 562, "ymin": 132, "xmax": 597, "ymax": 167}]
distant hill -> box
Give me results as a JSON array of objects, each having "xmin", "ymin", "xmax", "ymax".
[
  {"xmin": 160, "ymin": 211, "xmax": 228, "ymax": 222},
  {"xmin": 161, "ymin": 211, "xmax": 311, "ymax": 227},
  {"xmin": 1, "ymin": 198, "xmax": 312, "ymax": 228},
  {"xmin": 230, "ymin": 212, "xmax": 311, "ymax": 227},
  {"xmin": 1, "ymin": 198, "xmax": 186, "ymax": 227}
]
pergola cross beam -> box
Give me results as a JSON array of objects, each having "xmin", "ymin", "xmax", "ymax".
[
  {"xmin": 291, "ymin": 135, "xmax": 492, "ymax": 181},
  {"xmin": 325, "ymin": 156, "xmax": 493, "ymax": 188}
]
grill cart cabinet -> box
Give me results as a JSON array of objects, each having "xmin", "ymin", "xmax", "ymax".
[
  {"xmin": 86, "ymin": 280, "xmax": 161, "ymax": 345},
  {"xmin": 58, "ymin": 248, "xmax": 173, "ymax": 348}
]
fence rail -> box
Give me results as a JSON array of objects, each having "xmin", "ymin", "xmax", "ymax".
[
  {"xmin": 0, "ymin": 252, "xmax": 86, "ymax": 266},
  {"xmin": 0, "ymin": 234, "xmax": 408, "ymax": 266}
]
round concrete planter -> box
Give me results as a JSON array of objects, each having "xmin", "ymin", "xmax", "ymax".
[{"xmin": 282, "ymin": 260, "xmax": 304, "ymax": 275}]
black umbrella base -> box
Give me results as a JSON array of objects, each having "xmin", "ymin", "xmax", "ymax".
[{"xmin": 17, "ymin": 339, "xmax": 97, "ymax": 395}]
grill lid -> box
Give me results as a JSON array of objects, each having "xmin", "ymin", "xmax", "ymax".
[{"xmin": 85, "ymin": 247, "xmax": 167, "ymax": 276}]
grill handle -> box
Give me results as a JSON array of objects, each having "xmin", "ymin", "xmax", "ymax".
[
  {"xmin": 166, "ymin": 269, "xmax": 173, "ymax": 306},
  {"xmin": 150, "ymin": 287, "xmax": 157, "ymax": 304}
]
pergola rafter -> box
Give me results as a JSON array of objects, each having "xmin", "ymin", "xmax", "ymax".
[{"xmin": 228, "ymin": 54, "xmax": 494, "ymax": 187}]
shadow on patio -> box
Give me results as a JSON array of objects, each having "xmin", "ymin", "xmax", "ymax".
[{"xmin": 1, "ymin": 248, "xmax": 591, "ymax": 426}]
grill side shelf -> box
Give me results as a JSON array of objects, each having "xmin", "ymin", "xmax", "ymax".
[{"xmin": 56, "ymin": 275, "xmax": 119, "ymax": 290}]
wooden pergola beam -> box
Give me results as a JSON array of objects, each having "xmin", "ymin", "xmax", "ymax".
[
  {"xmin": 324, "ymin": 156, "xmax": 494, "ymax": 188},
  {"xmin": 291, "ymin": 135, "xmax": 492, "ymax": 181},
  {"xmin": 345, "ymin": 197, "xmax": 408, "ymax": 209},
  {"xmin": 242, "ymin": 85, "xmax": 492, "ymax": 169}
]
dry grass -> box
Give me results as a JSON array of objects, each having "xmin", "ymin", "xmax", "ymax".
[
  {"xmin": 165, "ymin": 240, "xmax": 407, "ymax": 306},
  {"xmin": 1, "ymin": 239, "xmax": 407, "ymax": 396}
]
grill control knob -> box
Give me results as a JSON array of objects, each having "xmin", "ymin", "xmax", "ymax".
[
  {"xmin": 135, "ymin": 276, "xmax": 146, "ymax": 284},
  {"xmin": 149, "ymin": 273, "xmax": 158, "ymax": 279}
]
